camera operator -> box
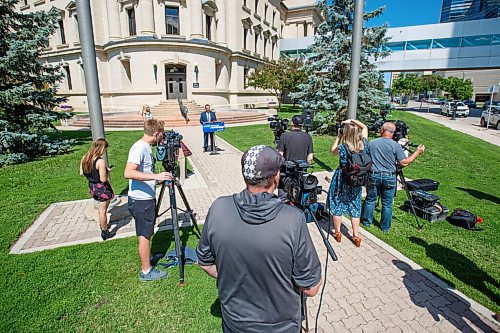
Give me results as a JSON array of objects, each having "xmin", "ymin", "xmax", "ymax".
[
  {"xmin": 361, "ymin": 122, "xmax": 425, "ymax": 233},
  {"xmin": 197, "ymin": 145, "xmax": 322, "ymax": 333},
  {"xmin": 124, "ymin": 119, "xmax": 171, "ymax": 281},
  {"xmin": 277, "ymin": 115, "xmax": 314, "ymax": 164}
]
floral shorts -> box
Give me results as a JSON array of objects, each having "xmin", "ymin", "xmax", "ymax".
[{"xmin": 89, "ymin": 181, "xmax": 115, "ymax": 202}]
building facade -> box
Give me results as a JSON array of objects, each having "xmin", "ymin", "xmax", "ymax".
[
  {"xmin": 440, "ymin": 0, "xmax": 499, "ymax": 23},
  {"xmin": 17, "ymin": 0, "xmax": 318, "ymax": 112}
]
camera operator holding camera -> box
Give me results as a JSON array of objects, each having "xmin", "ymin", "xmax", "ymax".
[
  {"xmin": 328, "ymin": 119, "xmax": 369, "ymax": 247},
  {"xmin": 361, "ymin": 122, "xmax": 425, "ymax": 233},
  {"xmin": 277, "ymin": 115, "xmax": 314, "ymax": 164},
  {"xmin": 197, "ymin": 145, "xmax": 322, "ymax": 333},
  {"xmin": 124, "ymin": 119, "xmax": 172, "ymax": 281}
]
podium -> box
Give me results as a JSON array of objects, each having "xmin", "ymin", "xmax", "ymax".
[{"xmin": 202, "ymin": 121, "xmax": 225, "ymax": 155}]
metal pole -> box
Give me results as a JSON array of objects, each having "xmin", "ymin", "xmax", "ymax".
[
  {"xmin": 486, "ymin": 91, "xmax": 493, "ymax": 129},
  {"xmin": 76, "ymin": 0, "xmax": 105, "ymax": 141},
  {"xmin": 347, "ymin": 0, "xmax": 364, "ymax": 120}
]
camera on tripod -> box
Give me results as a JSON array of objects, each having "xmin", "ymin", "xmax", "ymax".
[
  {"xmin": 268, "ymin": 115, "xmax": 289, "ymax": 144},
  {"xmin": 280, "ymin": 160, "xmax": 322, "ymax": 208},
  {"xmin": 156, "ymin": 131, "xmax": 183, "ymax": 170}
]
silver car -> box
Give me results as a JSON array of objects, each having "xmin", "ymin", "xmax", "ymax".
[
  {"xmin": 480, "ymin": 108, "xmax": 500, "ymax": 129},
  {"xmin": 440, "ymin": 102, "xmax": 469, "ymax": 117}
]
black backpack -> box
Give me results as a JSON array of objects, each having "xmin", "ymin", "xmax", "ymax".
[
  {"xmin": 342, "ymin": 148, "xmax": 372, "ymax": 187},
  {"xmin": 449, "ymin": 208, "xmax": 483, "ymax": 231}
]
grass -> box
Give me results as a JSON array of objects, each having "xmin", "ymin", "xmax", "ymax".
[
  {"xmin": 0, "ymin": 130, "xmax": 220, "ymax": 332},
  {"xmin": 219, "ymin": 110, "xmax": 500, "ymax": 312}
]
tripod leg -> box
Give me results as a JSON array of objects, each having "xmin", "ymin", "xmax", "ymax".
[
  {"xmin": 397, "ymin": 170, "xmax": 423, "ymax": 230},
  {"xmin": 176, "ymin": 183, "xmax": 202, "ymax": 237},
  {"xmin": 169, "ymin": 183, "xmax": 185, "ymax": 286},
  {"xmin": 301, "ymin": 291, "xmax": 309, "ymax": 332},
  {"xmin": 156, "ymin": 182, "xmax": 166, "ymax": 218},
  {"xmin": 307, "ymin": 208, "xmax": 338, "ymax": 261}
]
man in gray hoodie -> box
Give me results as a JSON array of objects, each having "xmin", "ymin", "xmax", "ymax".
[{"xmin": 197, "ymin": 145, "xmax": 322, "ymax": 333}]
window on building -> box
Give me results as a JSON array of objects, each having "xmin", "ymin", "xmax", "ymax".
[
  {"xmin": 23, "ymin": 0, "xmax": 28, "ymax": 6},
  {"xmin": 243, "ymin": 0, "xmax": 247, "ymax": 7},
  {"xmin": 431, "ymin": 37, "xmax": 461, "ymax": 48},
  {"xmin": 264, "ymin": 4, "xmax": 268, "ymax": 20},
  {"xmin": 303, "ymin": 22, "xmax": 308, "ymax": 37},
  {"xmin": 58, "ymin": 20, "xmax": 66, "ymax": 44},
  {"xmin": 64, "ymin": 65, "xmax": 72, "ymax": 90},
  {"xmin": 165, "ymin": 7, "xmax": 179, "ymax": 35},
  {"xmin": 74, "ymin": 15, "xmax": 79, "ymax": 42},
  {"xmin": 263, "ymin": 38, "xmax": 267, "ymax": 57},
  {"xmin": 271, "ymin": 41, "xmax": 275, "ymax": 60},
  {"xmin": 127, "ymin": 8, "xmax": 136, "ymax": 36},
  {"xmin": 493, "ymin": 34, "xmax": 500, "ymax": 45},
  {"xmin": 206, "ymin": 15, "xmax": 212, "ymax": 40},
  {"xmin": 243, "ymin": 27, "xmax": 248, "ymax": 50},
  {"xmin": 406, "ymin": 39, "xmax": 432, "ymax": 50},
  {"xmin": 254, "ymin": 34, "xmax": 259, "ymax": 53},
  {"xmin": 255, "ymin": 0, "xmax": 259, "ymax": 13},
  {"xmin": 382, "ymin": 41, "xmax": 406, "ymax": 52},
  {"xmin": 244, "ymin": 67, "xmax": 249, "ymax": 88},
  {"xmin": 461, "ymin": 34, "xmax": 492, "ymax": 47},
  {"xmin": 272, "ymin": 11, "xmax": 276, "ymax": 26}
]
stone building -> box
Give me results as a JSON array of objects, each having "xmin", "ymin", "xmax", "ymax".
[{"xmin": 17, "ymin": 0, "xmax": 319, "ymax": 113}]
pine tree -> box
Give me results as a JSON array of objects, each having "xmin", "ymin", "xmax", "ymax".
[
  {"xmin": 290, "ymin": 0, "xmax": 389, "ymax": 132},
  {"xmin": 0, "ymin": 0, "xmax": 72, "ymax": 166}
]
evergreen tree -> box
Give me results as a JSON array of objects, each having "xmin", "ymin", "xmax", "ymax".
[
  {"xmin": 291, "ymin": 0, "xmax": 389, "ymax": 131},
  {"xmin": 0, "ymin": 0, "xmax": 72, "ymax": 166}
]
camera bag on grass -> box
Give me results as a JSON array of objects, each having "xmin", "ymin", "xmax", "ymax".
[
  {"xmin": 342, "ymin": 148, "xmax": 372, "ymax": 187},
  {"xmin": 406, "ymin": 179, "xmax": 440, "ymax": 191},
  {"xmin": 448, "ymin": 208, "xmax": 484, "ymax": 231}
]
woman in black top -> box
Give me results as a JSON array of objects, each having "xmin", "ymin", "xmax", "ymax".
[{"xmin": 80, "ymin": 138, "xmax": 115, "ymax": 240}]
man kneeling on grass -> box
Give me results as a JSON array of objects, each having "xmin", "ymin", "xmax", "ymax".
[
  {"xmin": 197, "ymin": 145, "xmax": 322, "ymax": 333},
  {"xmin": 125, "ymin": 119, "xmax": 171, "ymax": 281}
]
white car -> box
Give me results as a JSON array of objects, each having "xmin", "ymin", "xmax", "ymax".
[
  {"xmin": 480, "ymin": 109, "xmax": 500, "ymax": 129},
  {"xmin": 428, "ymin": 98, "xmax": 440, "ymax": 104},
  {"xmin": 440, "ymin": 102, "xmax": 469, "ymax": 117}
]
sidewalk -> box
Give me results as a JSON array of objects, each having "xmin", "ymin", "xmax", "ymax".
[
  {"xmin": 12, "ymin": 124, "xmax": 499, "ymax": 332},
  {"xmin": 400, "ymin": 101, "xmax": 500, "ymax": 146}
]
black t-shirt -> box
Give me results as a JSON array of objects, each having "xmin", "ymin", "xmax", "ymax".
[
  {"xmin": 277, "ymin": 130, "xmax": 313, "ymax": 161},
  {"xmin": 197, "ymin": 190, "xmax": 321, "ymax": 333}
]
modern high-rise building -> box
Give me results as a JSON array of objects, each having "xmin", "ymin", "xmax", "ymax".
[{"xmin": 440, "ymin": 0, "xmax": 500, "ymax": 23}]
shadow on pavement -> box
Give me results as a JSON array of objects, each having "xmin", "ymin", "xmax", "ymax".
[
  {"xmin": 456, "ymin": 187, "xmax": 500, "ymax": 205},
  {"xmin": 409, "ymin": 237, "xmax": 500, "ymax": 309},
  {"xmin": 393, "ymin": 259, "xmax": 497, "ymax": 332}
]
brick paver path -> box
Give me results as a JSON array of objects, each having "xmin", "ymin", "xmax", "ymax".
[{"xmin": 11, "ymin": 125, "xmax": 499, "ymax": 332}]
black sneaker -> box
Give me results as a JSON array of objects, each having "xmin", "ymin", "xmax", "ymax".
[{"xmin": 101, "ymin": 229, "xmax": 111, "ymax": 240}]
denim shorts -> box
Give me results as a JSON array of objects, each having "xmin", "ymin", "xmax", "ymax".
[{"xmin": 128, "ymin": 198, "xmax": 156, "ymax": 238}]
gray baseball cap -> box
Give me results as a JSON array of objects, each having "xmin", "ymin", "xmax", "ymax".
[{"xmin": 241, "ymin": 145, "xmax": 284, "ymax": 180}]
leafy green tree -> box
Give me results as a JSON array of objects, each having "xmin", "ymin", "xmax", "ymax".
[
  {"xmin": 290, "ymin": 0, "xmax": 389, "ymax": 130},
  {"xmin": 391, "ymin": 73, "xmax": 420, "ymax": 100},
  {"xmin": 440, "ymin": 76, "xmax": 473, "ymax": 100},
  {"xmin": 248, "ymin": 58, "xmax": 308, "ymax": 110},
  {"xmin": 0, "ymin": 0, "xmax": 72, "ymax": 166}
]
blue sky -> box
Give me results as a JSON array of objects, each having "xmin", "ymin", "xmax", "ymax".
[{"xmin": 364, "ymin": 0, "xmax": 443, "ymax": 28}]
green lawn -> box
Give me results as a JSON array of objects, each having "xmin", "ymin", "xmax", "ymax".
[
  {"xmin": 0, "ymin": 130, "xmax": 220, "ymax": 332},
  {"xmin": 219, "ymin": 110, "xmax": 500, "ymax": 312}
]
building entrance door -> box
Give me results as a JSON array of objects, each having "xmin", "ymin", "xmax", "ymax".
[{"xmin": 165, "ymin": 65, "xmax": 187, "ymax": 100}]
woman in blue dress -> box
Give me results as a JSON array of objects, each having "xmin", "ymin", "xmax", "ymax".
[{"xmin": 328, "ymin": 119, "xmax": 369, "ymax": 247}]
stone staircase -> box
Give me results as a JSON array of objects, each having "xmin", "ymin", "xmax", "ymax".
[{"xmin": 68, "ymin": 100, "xmax": 269, "ymax": 128}]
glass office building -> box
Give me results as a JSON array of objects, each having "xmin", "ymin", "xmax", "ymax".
[{"xmin": 440, "ymin": 0, "xmax": 500, "ymax": 22}]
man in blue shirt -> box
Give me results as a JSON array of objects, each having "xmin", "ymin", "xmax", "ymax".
[
  {"xmin": 362, "ymin": 122, "xmax": 425, "ymax": 233},
  {"xmin": 200, "ymin": 104, "xmax": 217, "ymax": 152}
]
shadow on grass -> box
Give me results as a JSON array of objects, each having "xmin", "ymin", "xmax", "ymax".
[
  {"xmin": 456, "ymin": 187, "xmax": 500, "ymax": 205},
  {"xmin": 409, "ymin": 237, "xmax": 500, "ymax": 307},
  {"xmin": 313, "ymin": 157, "xmax": 334, "ymax": 172},
  {"xmin": 393, "ymin": 259, "xmax": 497, "ymax": 332},
  {"xmin": 150, "ymin": 226, "xmax": 197, "ymax": 266},
  {"xmin": 210, "ymin": 298, "xmax": 222, "ymax": 318}
]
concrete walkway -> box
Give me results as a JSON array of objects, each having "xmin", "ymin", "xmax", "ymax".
[
  {"xmin": 12, "ymin": 124, "xmax": 499, "ymax": 332},
  {"xmin": 400, "ymin": 101, "xmax": 500, "ymax": 146}
]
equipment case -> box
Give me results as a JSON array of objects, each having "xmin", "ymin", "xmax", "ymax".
[
  {"xmin": 406, "ymin": 179, "xmax": 440, "ymax": 191},
  {"xmin": 410, "ymin": 190, "xmax": 440, "ymax": 208},
  {"xmin": 405, "ymin": 201, "xmax": 449, "ymax": 223}
]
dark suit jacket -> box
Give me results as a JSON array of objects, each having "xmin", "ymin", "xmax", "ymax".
[{"xmin": 200, "ymin": 111, "xmax": 217, "ymax": 124}]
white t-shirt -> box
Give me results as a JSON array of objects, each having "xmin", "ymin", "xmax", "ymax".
[{"xmin": 127, "ymin": 140, "xmax": 156, "ymax": 200}]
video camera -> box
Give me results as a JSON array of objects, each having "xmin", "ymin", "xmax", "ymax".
[
  {"xmin": 268, "ymin": 115, "xmax": 289, "ymax": 144},
  {"xmin": 156, "ymin": 131, "xmax": 183, "ymax": 171},
  {"xmin": 280, "ymin": 160, "xmax": 322, "ymax": 208},
  {"xmin": 366, "ymin": 110, "xmax": 412, "ymax": 143}
]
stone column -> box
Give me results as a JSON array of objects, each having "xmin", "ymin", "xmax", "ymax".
[
  {"xmin": 190, "ymin": 0, "xmax": 204, "ymax": 39},
  {"xmin": 215, "ymin": 0, "xmax": 227, "ymax": 46},
  {"xmin": 105, "ymin": 0, "xmax": 121, "ymax": 40},
  {"xmin": 140, "ymin": 0, "xmax": 155, "ymax": 35}
]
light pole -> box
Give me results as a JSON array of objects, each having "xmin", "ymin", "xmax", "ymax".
[
  {"xmin": 347, "ymin": 0, "xmax": 364, "ymax": 120},
  {"xmin": 76, "ymin": 0, "xmax": 105, "ymax": 142}
]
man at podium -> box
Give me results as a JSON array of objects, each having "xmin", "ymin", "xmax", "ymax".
[{"xmin": 200, "ymin": 104, "xmax": 217, "ymax": 152}]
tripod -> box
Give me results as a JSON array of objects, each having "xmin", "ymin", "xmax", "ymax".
[
  {"xmin": 155, "ymin": 162, "xmax": 201, "ymax": 286},
  {"xmin": 396, "ymin": 165, "xmax": 423, "ymax": 230}
]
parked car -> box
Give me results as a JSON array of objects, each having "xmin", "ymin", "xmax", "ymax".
[
  {"xmin": 428, "ymin": 98, "xmax": 440, "ymax": 104},
  {"xmin": 463, "ymin": 100, "xmax": 477, "ymax": 109},
  {"xmin": 482, "ymin": 100, "xmax": 500, "ymax": 110},
  {"xmin": 480, "ymin": 109, "xmax": 500, "ymax": 129},
  {"xmin": 440, "ymin": 101, "xmax": 469, "ymax": 117}
]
